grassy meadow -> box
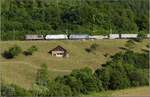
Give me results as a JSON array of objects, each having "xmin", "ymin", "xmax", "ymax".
[
  {"xmin": 0, "ymin": 39, "xmax": 149, "ymax": 89},
  {"xmin": 86, "ymin": 86, "xmax": 150, "ymax": 96}
]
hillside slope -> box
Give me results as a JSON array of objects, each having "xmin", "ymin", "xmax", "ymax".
[{"xmin": 0, "ymin": 40, "xmax": 149, "ymax": 89}]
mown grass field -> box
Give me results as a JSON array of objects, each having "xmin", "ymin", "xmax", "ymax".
[
  {"xmin": 0, "ymin": 39, "xmax": 149, "ymax": 89},
  {"xmin": 86, "ymin": 86, "xmax": 150, "ymax": 96}
]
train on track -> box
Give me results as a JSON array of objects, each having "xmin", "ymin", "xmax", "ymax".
[{"xmin": 25, "ymin": 34, "xmax": 150, "ymax": 40}]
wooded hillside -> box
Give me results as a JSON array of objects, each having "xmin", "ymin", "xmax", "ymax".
[{"xmin": 1, "ymin": 0, "xmax": 149, "ymax": 40}]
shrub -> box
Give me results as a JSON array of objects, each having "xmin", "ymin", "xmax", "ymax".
[
  {"xmin": 36, "ymin": 64, "xmax": 49, "ymax": 86},
  {"xmin": 28, "ymin": 45, "xmax": 38, "ymax": 53},
  {"xmin": 2, "ymin": 45, "xmax": 22, "ymax": 59},
  {"xmin": 47, "ymin": 81, "xmax": 73, "ymax": 96},
  {"xmin": 90, "ymin": 43, "xmax": 99, "ymax": 50},
  {"xmin": 136, "ymin": 31, "xmax": 146, "ymax": 42},
  {"xmin": 55, "ymin": 76, "xmax": 82, "ymax": 95},
  {"xmin": 85, "ymin": 43, "xmax": 99, "ymax": 53},
  {"xmin": 23, "ymin": 45, "xmax": 38, "ymax": 56},
  {"xmin": 110, "ymin": 51, "xmax": 149, "ymax": 69},
  {"xmin": 85, "ymin": 48, "xmax": 92, "ymax": 53},
  {"xmin": 128, "ymin": 69, "xmax": 149, "ymax": 87},
  {"xmin": 104, "ymin": 53, "xmax": 109, "ymax": 57},
  {"xmin": 30, "ymin": 84, "xmax": 49, "ymax": 96},
  {"xmin": 1, "ymin": 83, "xmax": 31, "ymax": 97},
  {"xmin": 94, "ymin": 68, "xmax": 110, "ymax": 90},
  {"xmin": 109, "ymin": 67, "xmax": 130, "ymax": 90}
]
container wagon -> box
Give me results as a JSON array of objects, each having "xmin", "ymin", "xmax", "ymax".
[{"xmin": 25, "ymin": 35, "xmax": 44, "ymax": 40}]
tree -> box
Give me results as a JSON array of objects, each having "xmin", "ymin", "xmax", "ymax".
[
  {"xmin": 47, "ymin": 81, "xmax": 73, "ymax": 96},
  {"xmin": 1, "ymin": 83, "xmax": 31, "ymax": 97},
  {"xmin": 1, "ymin": 0, "xmax": 149, "ymax": 40},
  {"xmin": 23, "ymin": 45, "xmax": 38, "ymax": 56},
  {"xmin": 55, "ymin": 75, "xmax": 83, "ymax": 95},
  {"xmin": 2, "ymin": 45, "xmax": 22, "ymax": 59},
  {"xmin": 30, "ymin": 84, "xmax": 49, "ymax": 96},
  {"xmin": 128, "ymin": 69, "xmax": 149, "ymax": 86},
  {"xmin": 70, "ymin": 67, "xmax": 99, "ymax": 94},
  {"xmin": 90, "ymin": 43, "xmax": 99, "ymax": 50},
  {"xmin": 108, "ymin": 63, "xmax": 130, "ymax": 90},
  {"xmin": 36, "ymin": 64, "xmax": 49, "ymax": 86},
  {"xmin": 94, "ymin": 68, "xmax": 110, "ymax": 90},
  {"xmin": 137, "ymin": 31, "xmax": 146, "ymax": 42}
]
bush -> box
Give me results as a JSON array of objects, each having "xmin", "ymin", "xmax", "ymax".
[
  {"xmin": 2, "ymin": 50, "xmax": 14, "ymax": 59},
  {"xmin": 23, "ymin": 45, "xmax": 38, "ymax": 56},
  {"xmin": 30, "ymin": 84, "xmax": 49, "ymax": 96},
  {"xmin": 1, "ymin": 83, "xmax": 31, "ymax": 97},
  {"xmin": 94, "ymin": 68, "xmax": 110, "ymax": 90},
  {"xmin": 2, "ymin": 45, "xmax": 22, "ymax": 59},
  {"xmin": 85, "ymin": 43, "xmax": 99, "ymax": 53},
  {"xmin": 85, "ymin": 48, "xmax": 92, "ymax": 53},
  {"xmin": 109, "ymin": 68, "xmax": 130, "ymax": 90},
  {"xmin": 110, "ymin": 51, "xmax": 149, "ymax": 69},
  {"xmin": 128, "ymin": 69, "xmax": 149, "ymax": 87},
  {"xmin": 90, "ymin": 43, "xmax": 99, "ymax": 50},
  {"xmin": 55, "ymin": 67, "xmax": 99, "ymax": 94},
  {"xmin": 36, "ymin": 64, "xmax": 49, "ymax": 86},
  {"xmin": 136, "ymin": 31, "xmax": 146, "ymax": 42},
  {"xmin": 47, "ymin": 81, "xmax": 73, "ymax": 96},
  {"xmin": 55, "ymin": 75, "xmax": 83, "ymax": 95}
]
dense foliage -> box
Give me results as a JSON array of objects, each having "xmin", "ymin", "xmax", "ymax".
[
  {"xmin": 2, "ymin": 45, "xmax": 22, "ymax": 59},
  {"xmin": 1, "ymin": 0, "xmax": 149, "ymax": 40},
  {"xmin": 23, "ymin": 45, "xmax": 38, "ymax": 56},
  {"xmin": 1, "ymin": 83, "xmax": 31, "ymax": 96},
  {"xmin": 2, "ymin": 45, "xmax": 38, "ymax": 58},
  {"xmin": 85, "ymin": 43, "xmax": 99, "ymax": 53},
  {"xmin": 36, "ymin": 64, "xmax": 49, "ymax": 86},
  {"xmin": 1, "ymin": 49, "xmax": 149, "ymax": 96},
  {"xmin": 107, "ymin": 50, "xmax": 149, "ymax": 69}
]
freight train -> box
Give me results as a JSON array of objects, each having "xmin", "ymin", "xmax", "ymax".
[{"xmin": 25, "ymin": 34, "xmax": 150, "ymax": 40}]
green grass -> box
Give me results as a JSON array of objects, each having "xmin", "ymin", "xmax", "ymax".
[
  {"xmin": 87, "ymin": 86, "xmax": 150, "ymax": 96},
  {"xmin": 0, "ymin": 39, "xmax": 149, "ymax": 89}
]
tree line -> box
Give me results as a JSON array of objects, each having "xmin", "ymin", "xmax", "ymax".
[
  {"xmin": 1, "ymin": 48, "xmax": 149, "ymax": 96},
  {"xmin": 1, "ymin": 0, "xmax": 149, "ymax": 40}
]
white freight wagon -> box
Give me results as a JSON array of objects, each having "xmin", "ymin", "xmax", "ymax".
[
  {"xmin": 109, "ymin": 34, "xmax": 120, "ymax": 39},
  {"xmin": 69, "ymin": 34, "xmax": 89, "ymax": 40},
  {"xmin": 147, "ymin": 34, "xmax": 150, "ymax": 38},
  {"xmin": 25, "ymin": 35, "xmax": 44, "ymax": 40},
  {"xmin": 45, "ymin": 34, "xmax": 68, "ymax": 40},
  {"xmin": 89, "ymin": 35, "xmax": 108, "ymax": 39},
  {"xmin": 121, "ymin": 34, "xmax": 138, "ymax": 39}
]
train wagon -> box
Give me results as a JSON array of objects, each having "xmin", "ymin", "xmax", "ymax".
[
  {"xmin": 25, "ymin": 35, "xmax": 44, "ymax": 40},
  {"xmin": 121, "ymin": 34, "xmax": 138, "ymax": 39},
  {"xmin": 45, "ymin": 34, "xmax": 68, "ymax": 40},
  {"xmin": 147, "ymin": 34, "xmax": 150, "ymax": 38},
  {"xmin": 69, "ymin": 34, "xmax": 89, "ymax": 40},
  {"xmin": 109, "ymin": 34, "xmax": 120, "ymax": 39},
  {"xmin": 89, "ymin": 35, "xmax": 108, "ymax": 39}
]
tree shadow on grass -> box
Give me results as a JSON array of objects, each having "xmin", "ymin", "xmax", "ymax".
[{"xmin": 1, "ymin": 51, "xmax": 13, "ymax": 59}]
